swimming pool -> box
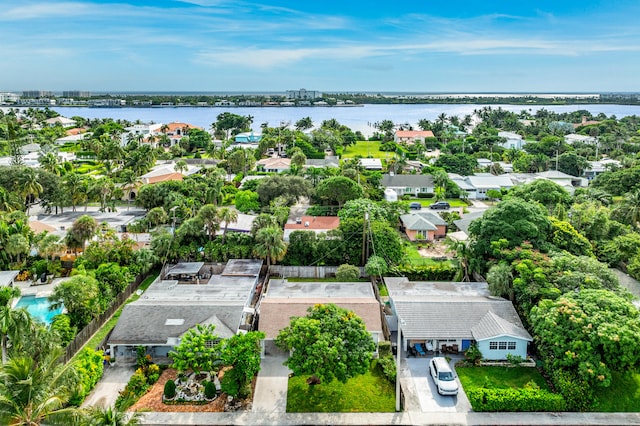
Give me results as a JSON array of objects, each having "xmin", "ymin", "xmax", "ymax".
[{"xmin": 14, "ymin": 295, "xmax": 63, "ymax": 325}]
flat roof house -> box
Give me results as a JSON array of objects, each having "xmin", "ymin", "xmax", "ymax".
[
  {"xmin": 258, "ymin": 279, "xmax": 383, "ymax": 356},
  {"xmin": 385, "ymin": 277, "xmax": 531, "ymax": 360}
]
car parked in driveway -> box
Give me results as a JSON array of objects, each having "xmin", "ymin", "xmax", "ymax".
[
  {"xmin": 429, "ymin": 201, "xmax": 450, "ymax": 210},
  {"xmin": 429, "ymin": 357, "xmax": 459, "ymax": 396}
]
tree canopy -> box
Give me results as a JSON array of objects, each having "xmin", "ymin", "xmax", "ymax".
[{"xmin": 275, "ymin": 304, "xmax": 376, "ymax": 384}]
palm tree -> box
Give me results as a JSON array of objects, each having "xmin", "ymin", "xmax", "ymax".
[
  {"xmin": 218, "ymin": 207, "xmax": 238, "ymax": 244},
  {"xmin": 0, "ymin": 347, "xmax": 80, "ymax": 426},
  {"xmin": 82, "ymin": 405, "xmax": 142, "ymax": 426},
  {"xmin": 253, "ymin": 226, "xmax": 287, "ymax": 268},
  {"xmin": 174, "ymin": 159, "xmax": 188, "ymax": 173},
  {"xmin": 0, "ymin": 187, "xmax": 21, "ymax": 212},
  {"xmin": 5, "ymin": 233, "xmax": 29, "ymax": 264},
  {"xmin": 445, "ymin": 238, "xmax": 472, "ymax": 282},
  {"xmin": 64, "ymin": 173, "xmax": 86, "ymax": 213},
  {"xmin": 38, "ymin": 152, "xmax": 60, "ymax": 175},
  {"xmin": 69, "ymin": 214, "xmax": 98, "ymax": 253},
  {"xmin": 20, "ymin": 168, "xmax": 43, "ymax": 215},
  {"xmin": 146, "ymin": 207, "xmax": 168, "ymax": 230},
  {"xmin": 37, "ymin": 233, "xmax": 63, "ymax": 261},
  {"xmin": 250, "ymin": 214, "xmax": 279, "ymax": 237},
  {"xmin": 197, "ymin": 204, "xmax": 220, "ymax": 241},
  {"xmin": 618, "ymin": 189, "xmax": 640, "ymax": 229},
  {"xmin": 487, "ymin": 262, "xmax": 514, "ymax": 301},
  {"xmin": 0, "ymin": 302, "xmax": 31, "ymax": 364}
]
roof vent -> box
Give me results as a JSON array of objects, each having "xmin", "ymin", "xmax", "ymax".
[
  {"xmin": 304, "ymin": 222, "xmax": 310, "ymax": 227},
  {"xmin": 165, "ymin": 319, "xmax": 185, "ymax": 326}
]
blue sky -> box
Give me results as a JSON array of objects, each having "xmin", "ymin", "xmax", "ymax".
[{"xmin": 2, "ymin": 0, "xmax": 640, "ymax": 92}]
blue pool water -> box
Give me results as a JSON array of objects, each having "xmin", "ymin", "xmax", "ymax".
[{"xmin": 14, "ymin": 295, "xmax": 63, "ymax": 325}]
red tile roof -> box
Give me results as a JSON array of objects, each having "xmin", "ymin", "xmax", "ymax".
[
  {"xmin": 396, "ymin": 130, "xmax": 435, "ymax": 138},
  {"xmin": 284, "ymin": 216, "xmax": 340, "ymax": 230}
]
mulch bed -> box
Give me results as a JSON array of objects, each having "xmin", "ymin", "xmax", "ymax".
[{"xmin": 129, "ymin": 368, "xmax": 226, "ymax": 412}]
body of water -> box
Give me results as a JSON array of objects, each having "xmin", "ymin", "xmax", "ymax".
[
  {"xmin": 14, "ymin": 295, "xmax": 63, "ymax": 325},
  {"xmin": 46, "ymin": 104, "xmax": 640, "ymax": 138}
]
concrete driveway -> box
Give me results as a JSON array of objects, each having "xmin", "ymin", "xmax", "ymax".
[{"xmin": 404, "ymin": 357, "xmax": 471, "ymax": 413}]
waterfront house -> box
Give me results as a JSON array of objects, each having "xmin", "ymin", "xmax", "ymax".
[{"xmin": 394, "ymin": 130, "xmax": 435, "ymax": 145}]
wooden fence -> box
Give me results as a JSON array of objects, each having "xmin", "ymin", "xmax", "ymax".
[
  {"xmin": 268, "ymin": 265, "xmax": 366, "ymax": 279},
  {"xmin": 62, "ymin": 272, "xmax": 152, "ymax": 363}
]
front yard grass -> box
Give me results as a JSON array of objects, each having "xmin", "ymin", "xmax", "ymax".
[
  {"xmin": 414, "ymin": 198, "xmax": 468, "ymax": 208},
  {"xmin": 592, "ymin": 370, "xmax": 640, "ymax": 412},
  {"xmin": 341, "ymin": 141, "xmax": 389, "ymax": 159},
  {"xmin": 286, "ymin": 361, "xmax": 395, "ymax": 412},
  {"xmin": 456, "ymin": 366, "xmax": 550, "ymax": 391},
  {"xmin": 403, "ymin": 243, "xmax": 447, "ymax": 266}
]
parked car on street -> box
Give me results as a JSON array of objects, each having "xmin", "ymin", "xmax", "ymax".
[
  {"xmin": 409, "ymin": 202, "xmax": 422, "ymax": 210},
  {"xmin": 429, "ymin": 357, "xmax": 459, "ymax": 396},
  {"xmin": 429, "ymin": 201, "xmax": 450, "ymax": 210}
]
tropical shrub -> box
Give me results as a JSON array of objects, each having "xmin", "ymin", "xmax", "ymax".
[
  {"xmin": 335, "ymin": 264, "xmax": 361, "ymax": 281},
  {"xmin": 465, "ymin": 387, "xmax": 566, "ymax": 412},
  {"xmin": 377, "ymin": 356, "xmax": 396, "ymax": 383},
  {"xmin": 164, "ymin": 379, "xmax": 176, "ymax": 399},
  {"xmin": 204, "ymin": 380, "xmax": 216, "ymax": 399},
  {"xmin": 389, "ymin": 263, "xmax": 457, "ymax": 281},
  {"xmin": 69, "ymin": 348, "xmax": 104, "ymax": 405}
]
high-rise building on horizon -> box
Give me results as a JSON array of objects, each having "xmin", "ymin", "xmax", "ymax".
[
  {"xmin": 286, "ymin": 88, "xmax": 322, "ymax": 100},
  {"xmin": 62, "ymin": 90, "xmax": 91, "ymax": 98},
  {"xmin": 22, "ymin": 90, "xmax": 54, "ymax": 98}
]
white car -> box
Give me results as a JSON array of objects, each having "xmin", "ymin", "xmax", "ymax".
[{"xmin": 429, "ymin": 357, "xmax": 459, "ymax": 396}]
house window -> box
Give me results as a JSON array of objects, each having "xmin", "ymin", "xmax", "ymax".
[
  {"xmin": 489, "ymin": 341, "xmax": 517, "ymax": 350},
  {"xmin": 405, "ymin": 187, "xmax": 412, "ymax": 193},
  {"xmin": 205, "ymin": 339, "xmax": 220, "ymax": 349}
]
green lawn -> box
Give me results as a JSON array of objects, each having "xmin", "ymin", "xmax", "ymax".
[
  {"xmin": 413, "ymin": 198, "xmax": 468, "ymax": 208},
  {"xmin": 286, "ymin": 361, "xmax": 396, "ymax": 412},
  {"xmin": 592, "ymin": 370, "xmax": 640, "ymax": 412},
  {"xmin": 403, "ymin": 243, "xmax": 447, "ymax": 266},
  {"xmin": 456, "ymin": 366, "xmax": 551, "ymax": 391},
  {"xmin": 342, "ymin": 141, "xmax": 390, "ymax": 159}
]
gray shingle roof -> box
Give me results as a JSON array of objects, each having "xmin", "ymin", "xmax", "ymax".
[
  {"xmin": 400, "ymin": 214, "xmax": 437, "ymax": 231},
  {"xmin": 453, "ymin": 211, "xmax": 484, "ymax": 234},
  {"xmin": 471, "ymin": 311, "xmax": 532, "ymax": 341},
  {"xmin": 381, "ymin": 174, "xmax": 435, "ymax": 187},
  {"xmin": 393, "ymin": 297, "xmax": 527, "ymax": 341},
  {"xmin": 108, "ymin": 304, "xmax": 242, "ymax": 345}
]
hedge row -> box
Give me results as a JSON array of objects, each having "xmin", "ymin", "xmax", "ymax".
[
  {"xmin": 390, "ymin": 263, "xmax": 457, "ymax": 281},
  {"xmin": 466, "ymin": 387, "xmax": 566, "ymax": 412}
]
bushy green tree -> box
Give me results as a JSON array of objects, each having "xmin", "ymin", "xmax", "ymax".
[
  {"xmin": 48, "ymin": 274, "xmax": 101, "ymax": 329},
  {"xmin": 219, "ymin": 331, "xmax": 265, "ymax": 398},
  {"xmin": 531, "ymin": 289, "xmax": 640, "ymax": 387},
  {"xmin": 276, "ymin": 304, "xmax": 376, "ymax": 385},
  {"xmin": 169, "ymin": 324, "xmax": 220, "ymax": 374}
]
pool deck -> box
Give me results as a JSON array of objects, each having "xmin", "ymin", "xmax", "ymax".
[{"xmin": 13, "ymin": 277, "xmax": 71, "ymax": 300}]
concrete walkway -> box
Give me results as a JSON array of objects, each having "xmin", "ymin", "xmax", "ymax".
[
  {"xmin": 82, "ymin": 365, "xmax": 136, "ymax": 408},
  {"xmin": 251, "ymin": 354, "xmax": 291, "ymax": 414}
]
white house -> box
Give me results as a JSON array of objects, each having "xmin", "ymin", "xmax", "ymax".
[
  {"xmin": 498, "ymin": 131, "xmax": 525, "ymax": 150},
  {"xmin": 565, "ymin": 133, "xmax": 598, "ymax": 145},
  {"xmin": 359, "ymin": 158, "xmax": 383, "ymax": 170},
  {"xmin": 584, "ymin": 158, "xmax": 620, "ymax": 180}
]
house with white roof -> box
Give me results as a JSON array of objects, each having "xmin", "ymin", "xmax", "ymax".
[
  {"xmin": 359, "ymin": 158, "xmax": 383, "ymax": 170},
  {"xmin": 583, "ymin": 158, "xmax": 621, "ymax": 180},
  {"xmin": 256, "ymin": 157, "xmax": 291, "ymax": 173},
  {"xmin": 451, "ymin": 174, "xmax": 514, "ymax": 200},
  {"xmin": 385, "ymin": 277, "xmax": 531, "ymax": 360},
  {"xmin": 120, "ymin": 123, "xmax": 163, "ymax": 147},
  {"xmin": 498, "ymin": 131, "xmax": 525, "ymax": 150},
  {"xmin": 565, "ymin": 133, "xmax": 597, "ymax": 145},
  {"xmin": 44, "ymin": 116, "xmax": 76, "ymax": 128}
]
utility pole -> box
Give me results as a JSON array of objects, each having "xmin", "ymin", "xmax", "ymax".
[{"xmin": 361, "ymin": 211, "xmax": 369, "ymax": 266}]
